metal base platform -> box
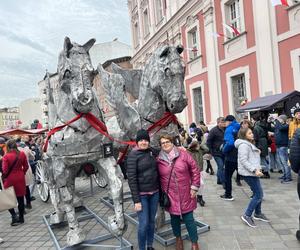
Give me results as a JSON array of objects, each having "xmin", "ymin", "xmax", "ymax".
[
  {"xmin": 100, "ymin": 192, "xmax": 210, "ymax": 246},
  {"xmin": 43, "ymin": 205, "xmax": 132, "ymax": 250}
]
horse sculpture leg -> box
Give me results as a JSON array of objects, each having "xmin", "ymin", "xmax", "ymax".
[
  {"xmin": 49, "ymin": 159, "xmax": 85, "ymax": 245},
  {"xmin": 97, "ymin": 157, "xmax": 126, "ymax": 235}
]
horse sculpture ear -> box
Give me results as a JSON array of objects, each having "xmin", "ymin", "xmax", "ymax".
[
  {"xmin": 83, "ymin": 38, "xmax": 96, "ymax": 52},
  {"xmin": 63, "ymin": 37, "xmax": 73, "ymax": 58},
  {"xmin": 176, "ymin": 45, "xmax": 184, "ymax": 55},
  {"xmin": 160, "ymin": 47, "xmax": 170, "ymax": 58}
]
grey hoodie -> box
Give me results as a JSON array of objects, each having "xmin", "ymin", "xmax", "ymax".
[{"xmin": 234, "ymin": 139, "xmax": 261, "ymax": 177}]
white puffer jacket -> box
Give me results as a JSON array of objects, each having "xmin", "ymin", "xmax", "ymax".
[{"xmin": 235, "ymin": 139, "xmax": 261, "ymax": 177}]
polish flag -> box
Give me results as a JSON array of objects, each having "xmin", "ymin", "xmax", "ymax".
[
  {"xmin": 223, "ymin": 23, "xmax": 241, "ymax": 36},
  {"xmin": 270, "ymin": 0, "xmax": 289, "ymax": 7}
]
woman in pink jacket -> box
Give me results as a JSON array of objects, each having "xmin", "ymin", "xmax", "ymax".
[{"xmin": 157, "ymin": 135, "xmax": 201, "ymax": 250}]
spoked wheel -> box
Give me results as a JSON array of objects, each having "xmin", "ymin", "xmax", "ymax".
[
  {"xmin": 36, "ymin": 160, "xmax": 50, "ymax": 202},
  {"xmin": 92, "ymin": 172, "xmax": 108, "ymax": 188}
]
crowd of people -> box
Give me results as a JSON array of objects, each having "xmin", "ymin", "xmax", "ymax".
[
  {"xmin": 0, "ymin": 135, "xmax": 43, "ymax": 229},
  {"xmin": 1, "ymin": 110, "xmax": 300, "ymax": 248},
  {"xmin": 126, "ymin": 108, "xmax": 300, "ymax": 249}
]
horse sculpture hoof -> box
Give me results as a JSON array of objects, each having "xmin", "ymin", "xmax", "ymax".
[
  {"xmin": 67, "ymin": 227, "xmax": 86, "ymax": 246},
  {"xmin": 49, "ymin": 212, "xmax": 65, "ymax": 225},
  {"xmin": 107, "ymin": 216, "xmax": 126, "ymax": 236},
  {"xmin": 73, "ymin": 195, "xmax": 83, "ymax": 208}
]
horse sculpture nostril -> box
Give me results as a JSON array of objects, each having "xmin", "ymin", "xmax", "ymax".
[{"xmin": 170, "ymin": 104, "xmax": 174, "ymax": 109}]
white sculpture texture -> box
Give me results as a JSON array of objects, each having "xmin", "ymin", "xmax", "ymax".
[
  {"xmin": 44, "ymin": 37, "xmax": 125, "ymax": 246},
  {"xmin": 98, "ymin": 44, "xmax": 188, "ymax": 147}
]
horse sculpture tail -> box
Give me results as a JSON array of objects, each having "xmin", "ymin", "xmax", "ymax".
[{"xmin": 97, "ymin": 64, "xmax": 141, "ymax": 141}]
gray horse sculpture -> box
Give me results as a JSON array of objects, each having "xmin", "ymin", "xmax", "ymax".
[
  {"xmin": 44, "ymin": 37, "xmax": 125, "ymax": 246},
  {"xmin": 98, "ymin": 45, "xmax": 188, "ymax": 147}
]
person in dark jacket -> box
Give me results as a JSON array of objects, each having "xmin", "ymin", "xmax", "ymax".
[
  {"xmin": 126, "ymin": 129, "xmax": 159, "ymax": 250},
  {"xmin": 253, "ymin": 118, "xmax": 271, "ymax": 178},
  {"xmin": 220, "ymin": 115, "xmax": 240, "ymax": 201},
  {"xmin": 274, "ymin": 115, "xmax": 292, "ymax": 183},
  {"xmin": 289, "ymin": 128, "xmax": 300, "ymax": 241},
  {"xmin": 206, "ymin": 117, "xmax": 226, "ymax": 185}
]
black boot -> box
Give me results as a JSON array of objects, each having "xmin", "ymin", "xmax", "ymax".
[
  {"xmin": 197, "ymin": 195, "xmax": 205, "ymax": 206},
  {"xmin": 18, "ymin": 214, "xmax": 24, "ymax": 224},
  {"xmin": 11, "ymin": 215, "xmax": 20, "ymax": 226}
]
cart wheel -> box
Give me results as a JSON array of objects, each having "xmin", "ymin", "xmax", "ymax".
[
  {"xmin": 36, "ymin": 161, "xmax": 50, "ymax": 202},
  {"xmin": 92, "ymin": 173, "xmax": 108, "ymax": 188}
]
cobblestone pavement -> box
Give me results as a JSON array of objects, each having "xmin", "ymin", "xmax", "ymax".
[{"xmin": 0, "ymin": 162, "xmax": 300, "ymax": 250}]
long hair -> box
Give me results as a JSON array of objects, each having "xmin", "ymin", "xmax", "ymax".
[
  {"xmin": 238, "ymin": 128, "xmax": 254, "ymax": 144},
  {"xmin": 6, "ymin": 139, "xmax": 20, "ymax": 153}
]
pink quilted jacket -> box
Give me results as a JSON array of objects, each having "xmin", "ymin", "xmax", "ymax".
[{"xmin": 157, "ymin": 147, "xmax": 201, "ymax": 215}]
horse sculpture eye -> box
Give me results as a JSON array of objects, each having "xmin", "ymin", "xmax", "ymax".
[{"xmin": 164, "ymin": 68, "xmax": 171, "ymax": 77}]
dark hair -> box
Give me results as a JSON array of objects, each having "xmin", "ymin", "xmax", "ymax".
[
  {"xmin": 6, "ymin": 139, "xmax": 20, "ymax": 153},
  {"xmin": 238, "ymin": 128, "xmax": 254, "ymax": 144},
  {"xmin": 241, "ymin": 120, "xmax": 253, "ymax": 129},
  {"xmin": 217, "ymin": 117, "xmax": 225, "ymax": 123},
  {"xmin": 199, "ymin": 121, "xmax": 206, "ymax": 126},
  {"xmin": 189, "ymin": 122, "xmax": 197, "ymax": 128}
]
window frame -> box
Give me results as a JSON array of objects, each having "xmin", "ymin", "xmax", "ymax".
[{"xmin": 186, "ymin": 26, "xmax": 200, "ymax": 61}]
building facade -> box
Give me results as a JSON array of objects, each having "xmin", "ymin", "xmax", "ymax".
[
  {"xmin": 0, "ymin": 107, "xmax": 19, "ymax": 130},
  {"xmin": 19, "ymin": 98, "xmax": 43, "ymax": 129},
  {"xmin": 128, "ymin": 0, "xmax": 300, "ymax": 126}
]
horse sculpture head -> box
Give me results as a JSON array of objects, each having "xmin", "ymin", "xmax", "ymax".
[
  {"xmin": 57, "ymin": 37, "xmax": 96, "ymax": 114},
  {"xmin": 146, "ymin": 45, "xmax": 188, "ymax": 114}
]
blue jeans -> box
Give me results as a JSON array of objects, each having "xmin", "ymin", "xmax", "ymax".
[
  {"xmin": 260, "ymin": 156, "xmax": 269, "ymax": 172},
  {"xmin": 276, "ymin": 147, "xmax": 292, "ymax": 181},
  {"xmin": 269, "ymin": 152, "xmax": 282, "ymax": 171},
  {"xmin": 243, "ymin": 176, "xmax": 263, "ymax": 217},
  {"xmin": 214, "ymin": 156, "xmax": 225, "ymax": 184},
  {"xmin": 137, "ymin": 192, "xmax": 159, "ymax": 250}
]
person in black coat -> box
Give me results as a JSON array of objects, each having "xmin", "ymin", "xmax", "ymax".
[
  {"xmin": 206, "ymin": 117, "xmax": 226, "ymax": 185},
  {"xmin": 253, "ymin": 118, "xmax": 271, "ymax": 178},
  {"xmin": 289, "ymin": 128, "xmax": 300, "ymax": 241},
  {"xmin": 126, "ymin": 129, "xmax": 159, "ymax": 250}
]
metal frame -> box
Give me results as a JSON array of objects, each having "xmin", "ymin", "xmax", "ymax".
[
  {"xmin": 43, "ymin": 205, "xmax": 133, "ymax": 250},
  {"xmin": 100, "ymin": 192, "xmax": 210, "ymax": 246}
]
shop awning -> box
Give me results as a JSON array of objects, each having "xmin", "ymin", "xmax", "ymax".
[
  {"xmin": 0, "ymin": 128, "xmax": 48, "ymax": 136},
  {"xmin": 236, "ymin": 90, "xmax": 300, "ymax": 115}
]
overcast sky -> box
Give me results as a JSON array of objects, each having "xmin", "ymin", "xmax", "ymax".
[{"xmin": 0, "ymin": 0, "xmax": 131, "ymax": 108}]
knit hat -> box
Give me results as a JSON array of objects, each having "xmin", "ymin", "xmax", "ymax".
[
  {"xmin": 278, "ymin": 114, "xmax": 287, "ymax": 123},
  {"xmin": 224, "ymin": 115, "xmax": 236, "ymax": 122},
  {"xmin": 136, "ymin": 129, "xmax": 150, "ymax": 143},
  {"xmin": 294, "ymin": 108, "xmax": 300, "ymax": 115}
]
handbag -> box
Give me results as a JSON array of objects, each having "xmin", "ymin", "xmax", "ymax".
[
  {"xmin": 0, "ymin": 172, "xmax": 18, "ymax": 212},
  {"xmin": 160, "ymin": 161, "xmax": 176, "ymax": 208}
]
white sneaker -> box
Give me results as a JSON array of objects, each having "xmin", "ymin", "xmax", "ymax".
[{"xmin": 0, "ymin": 237, "xmax": 4, "ymax": 244}]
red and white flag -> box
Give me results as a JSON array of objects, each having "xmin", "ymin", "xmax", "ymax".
[
  {"xmin": 223, "ymin": 23, "xmax": 241, "ymax": 36},
  {"xmin": 210, "ymin": 32, "xmax": 226, "ymax": 38},
  {"xmin": 185, "ymin": 47, "xmax": 198, "ymax": 52},
  {"xmin": 270, "ymin": 0, "xmax": 289, "ymax": 7}
]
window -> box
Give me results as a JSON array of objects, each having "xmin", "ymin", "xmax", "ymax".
[
  {"xmin": 231, "ymin": 74, "xmax": 246, "ymax": 119},
  {"xmin": 155, "ymin": 0, "xmax": 163, "ymax": 24},
  {"xmin": 227, "ymin": 0, "xmax": 241, "ymax": 37},
  {"xmin": 193, "ymin": 87, "xmax": 204, "ymax": 123},
  {"xmin": 133, "ymin": 22, "xmax": 140, "ymax": 48},
  {"xmin": 143, "ymin": 9, "xmax": 150, "ymax": 36},
  {"xmin": 187, "ymin": 27, "xmax": 199, "ymax": 60}
]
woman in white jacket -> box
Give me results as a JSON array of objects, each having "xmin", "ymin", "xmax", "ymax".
[{"xmin": 235, "ymin": 128, "xmax": 270, "ymax": 228}]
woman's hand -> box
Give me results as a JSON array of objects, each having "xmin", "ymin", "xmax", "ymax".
[
  {"xmin": 190, "ymin": 189, "xmax": 197, "ymax": 198},
  {"xmin": 255, "ymin": 169, "xmax": 264, "ymax": 177},
  {"xmin": 134, "ymin": 202, "xmax": 142, "ymax": 212}
]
